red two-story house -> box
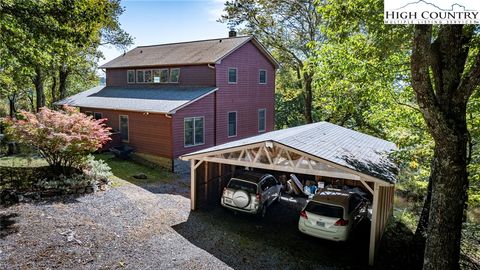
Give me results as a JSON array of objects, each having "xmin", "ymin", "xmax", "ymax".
[{"xmin": 57, "ymin": 33, "xmax": 278, "ymax": 171}]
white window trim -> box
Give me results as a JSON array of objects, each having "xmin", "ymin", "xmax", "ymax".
[
  {"xmin": 136, "ymin": 70, "xmax": 145, "ymax": 83},
  {"xmin": 184, "ymin": 116, "xmax": 205, "ymax": 148},
  {"xmin": 169, "ymin": 68, "xmax": 180, "ymax": 83},
  {"xmin": 259, "ymin": 69, "xmax": 267, "ymax": 84},
  {"xmin": 228, "ymin": 67, "xmax": 238, "ymax": 84},
  {"xmin": 119, "ymin": 115, "xmax": 129, "ymax": 143},
  {"xmin": 258, "ymin": 108, "xmax": 266, "ymax": 133},
  {"xmin": 127, "ymin": 70, "xmax": 135, "ymax": 84},
  {"xmin": 228, "ymin": 111, "xmax": 237, "ymax": 138}
]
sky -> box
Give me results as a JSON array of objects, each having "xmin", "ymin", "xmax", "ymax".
[{"xmin": 99, "ymin": 0, "xmax": 229, "ymax": 67}]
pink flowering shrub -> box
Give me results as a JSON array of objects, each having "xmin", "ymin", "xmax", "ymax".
[{"xmin": 3, "ymin": 106, "xmax": 111, "ymax": 174}]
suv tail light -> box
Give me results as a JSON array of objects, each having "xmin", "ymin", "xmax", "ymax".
[
  {"xmin": 300, "ymin": 210, "xmax": 308, "ymax": 219},
  {"xmin": 334, "ymin": 219, "xmax": 349, "ymax": 226},
  {"xmin": 255, "ymin": 194, "xmax": 261, "ymax": 202}
]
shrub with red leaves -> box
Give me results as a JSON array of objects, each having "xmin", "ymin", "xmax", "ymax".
[{"xmin": 3, "ymin": 106, "xmax": 111, "ymax": 174}]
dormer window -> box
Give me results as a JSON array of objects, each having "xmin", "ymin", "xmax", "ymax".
[
  {"xmin": 228, "ymin": 68, "xmax": 237, "ymax": 84},
  {"xmin": 144, "ymin": 70, "xmax": 152, "ymax": 83},
  {"xmin": 160, "ymin": 69, "xmax": 169, "ymax": 83},
  {"xmin": 136, "ymin": 70, "xmax": 145, "ymax": 83},
  {"xmin": 153, "ymin": 69, "xmax": 161, "ymax": 83},
  {"xmin": 130, "ymin": 68, "xmax": 180, "ymax": 84},
  {"xmin": 127, "ymin": 70, "xmax": 135, "ymax": 84},
  {"xmin": 170, "ymin": 68, "xmax": 180, "ymax": 83}
]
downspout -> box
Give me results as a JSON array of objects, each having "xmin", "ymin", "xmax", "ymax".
[
  {"xmin": 214, "ymin": 91, "xmax": 217, "ymax": 146},
  {"xmin": 166, "ymin": 112, "xmax": 174, "ymax": 172},
  {"xmin": 211, "ymin": 64, "xmax": 217, "ymax": 146}
]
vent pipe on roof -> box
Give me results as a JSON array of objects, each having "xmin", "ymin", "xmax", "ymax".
[{"xmin": 229, "ymin": 30, "xmax": 237, "ymax": 38}]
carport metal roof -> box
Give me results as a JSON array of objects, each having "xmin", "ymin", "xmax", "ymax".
[
  {"xmin": 182, "ymin": 122, "xmax": 398, "ymax": 185},
  {"xmin": 181, "ymin": 122, "xmax": 398, "ymax": 266}
]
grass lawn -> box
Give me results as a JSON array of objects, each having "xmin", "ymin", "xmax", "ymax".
[
  {"xmin": 0, "ymin": 155, "xmax": 48, "ymax": 167},
  {"xmin": 94, "ymin": 153, "xmax": 175, "ymax": 187}
]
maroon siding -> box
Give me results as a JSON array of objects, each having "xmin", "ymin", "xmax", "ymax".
[
  {"xmin": 106, "ymin": 65, "xmax": 215, "ymax": 87},
  {"xmin": 214, "ymin": 41, "xmax": 275, "ymax": 145},
  {"xmin": 98, "ymin": 39, "xmax": 276, "ymax": 162},
  {"xmin": 172, "ymin": 93, "xmax": 215, "ymax": 157},
  {"xmin": 80, "ymin": 108, "xmax": 173, "ymax": 158}
]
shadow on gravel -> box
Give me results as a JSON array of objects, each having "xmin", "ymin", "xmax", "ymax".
[
  {"xmin": 0, "ymin": 213, "xmax": 19, "ymax": 238},
  {"xmin": 172, "ymin": 198, "xmax": 371, "ymax": 270}
]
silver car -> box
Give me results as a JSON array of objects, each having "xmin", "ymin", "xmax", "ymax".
[
  {"xmin": 221, "ymin": 172, "xmax": 282, "ymax": 218},
  {"xmin": 298, "ymin": 189, "xmax": 368, "ymax": 241}
]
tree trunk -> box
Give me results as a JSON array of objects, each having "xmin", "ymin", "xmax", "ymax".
[
  {"xmin": 411, "ymin": 24, "xmax": 475, "ymax": 270},
  {"xmin": 303, "ymin": 72, "xmax": 313, "ymax": 123},
  {"xmin": 58, "ymin": 67, "xmax": 69, "ymax": 100},
  {"xmin": 415, "ymin": 177, "xmax": 432, "ymax": 241},
  {"xmin": 8, "ymin": 95, "xmax": 16, "ymax": 118},
  {"xmin": 33, "ymin": 67, "xmax": 45, "ymax": 111},
  {"xmin": 51, "ymin": 74, "xmax": 57, "ymax": 103},
  {"xmin": 423, "ymin": 127, "xmax": 468, "ymax": 270}
]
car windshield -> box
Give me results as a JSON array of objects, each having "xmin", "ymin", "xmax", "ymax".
[
  {"xmin": 305, "ymin": 202, "xmax": 344, "ymax": 218},
  {"xmin": 227, "ymin": 179, "xmax": 257, "ymax": 194}
]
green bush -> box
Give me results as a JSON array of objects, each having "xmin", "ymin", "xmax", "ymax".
[{"xmin": 82, "ymin": 155, "xmax": 112, "ymax": 183}]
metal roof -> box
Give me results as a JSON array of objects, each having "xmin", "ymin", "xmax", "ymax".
[
  {"xmin": 183, "ymin": 122, "xmax": 398, "ymax": 183},
  {"xmin": 99, "ymin": 36, "xmax": 278, "ymax": 69},
  {"xmin": 54, "ymin": 85, "xmax": 217, "ymax": 114}
]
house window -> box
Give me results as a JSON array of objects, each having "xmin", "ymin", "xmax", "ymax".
[
  {"xmin": 85, "ymin": 111, "xmax": 93, "ymax": 116},
  {"xmin": 228, "ymin": 68, "xmax": 237, "ymax": 84},
  {"xmin": 127, "ymin": 70, "xmax": 135, "ymax": 84},
  {"xmin": 119, "ymin": 115, "xmax": 129, "ymax": 142},
  {"xmin": 170, "ymin": 68, "xmax": 180, "ymax": 83},
  {"xmin": 184, "ymin": 117, "xmax": 204, "ymax": 147},
  {"xmin": 136, "ymin": 70, "xmax": 144, "ymax": 83},
  {"xmin": 259, "ymin": 70, "xmax": 267, "ymax": 84},
  {"xmin": 258, "ymin": 109, "xmax": 266, "ymax": 132},
  {"xmin": 228, "ymin": 111, "xmax": 237, "ymax": 137},
  {"xmin": 153, "ymin": 69, "xmax": 161, "ymax": 83},
  {"xmin": 94, "ymin": 112, "xmax": 103, "ymax": 120},
  {"xmin": 160, "ymin": 69, "xmax": 169, "ymax": 83},
  {"xmin": 144, "ymin": 70, "xmax": 152, "ymax": 83}
]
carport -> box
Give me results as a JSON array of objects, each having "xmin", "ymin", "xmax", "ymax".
[{"xmin": 180, "ymin": 122, "xmax": 397, "ymax": 265}]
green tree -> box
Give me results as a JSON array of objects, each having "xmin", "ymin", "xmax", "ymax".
[
  {"xmin": 320, "ymin": 1, "xmax": 480, "ymax": 268},
  {"xmin": 221, "ymin": 0, "xmax": 323, "ymax": 123},
  {"xmin": 0, "ymin": 0, "xmax": 132, "ymax": 112}
]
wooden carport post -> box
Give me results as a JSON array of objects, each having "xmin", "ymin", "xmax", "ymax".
[
  {"xmin": 369, "ymin": 183, "xmax": 395, "ymax": 266},
  {"xmin": 190, "ymin": 159, "xmax": 197, "ymax": 210},
  {"xmin": 190, "ymin": 159, "xmax": 204, "ymax": 211},
  {"xmin": 369, "ymin": 182, "xmax": 380, "ymax": 266}
]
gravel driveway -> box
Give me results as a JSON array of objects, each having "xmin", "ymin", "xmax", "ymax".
[
  {"xmin": 0, "ymin": 176, "xmax": 230, "ymax": 270},
  {"xmin": 1, "ymin": 173, "xmax": 373, "ymax": 270}
]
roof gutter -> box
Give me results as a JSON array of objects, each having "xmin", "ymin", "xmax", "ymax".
[{"xmin": 169, "ymin": 87, "xmax": 219, "ymax": 114}]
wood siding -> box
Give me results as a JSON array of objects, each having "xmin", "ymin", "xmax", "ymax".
[
  {"xmin": 215, "ymin": 41, "xmax": 276, "ymax": 145},
  {"xmin": 106, "ymin": 65, "xmax": 216, "ymax": 87},
  {"xmin": 80, "ymin": 108, "xmax": 173, "ymax": 159},
  {"xmin": 172, "ymin": 93, "xmax": 215, "ymax": 157},
  {"xmin": 98, "ymin": 39, "xmax": 276, "ymax": 162}
]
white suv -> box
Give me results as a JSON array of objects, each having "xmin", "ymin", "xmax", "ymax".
[
  {"xmin": 221, "ymin": 172, "xmax": 282, "ymax": 217},
  {"xmin": 298, "ymin": 189, "xmax": 368, "ymax": 241}
]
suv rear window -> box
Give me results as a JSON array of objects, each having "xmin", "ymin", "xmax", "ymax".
[
  {"xmin": 227, "ymin": 179, "xmax": 257, "ymax": 194},
  {"xmin": 305, "ymin": 202, "xmax": 344, "ymax": 218}
]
